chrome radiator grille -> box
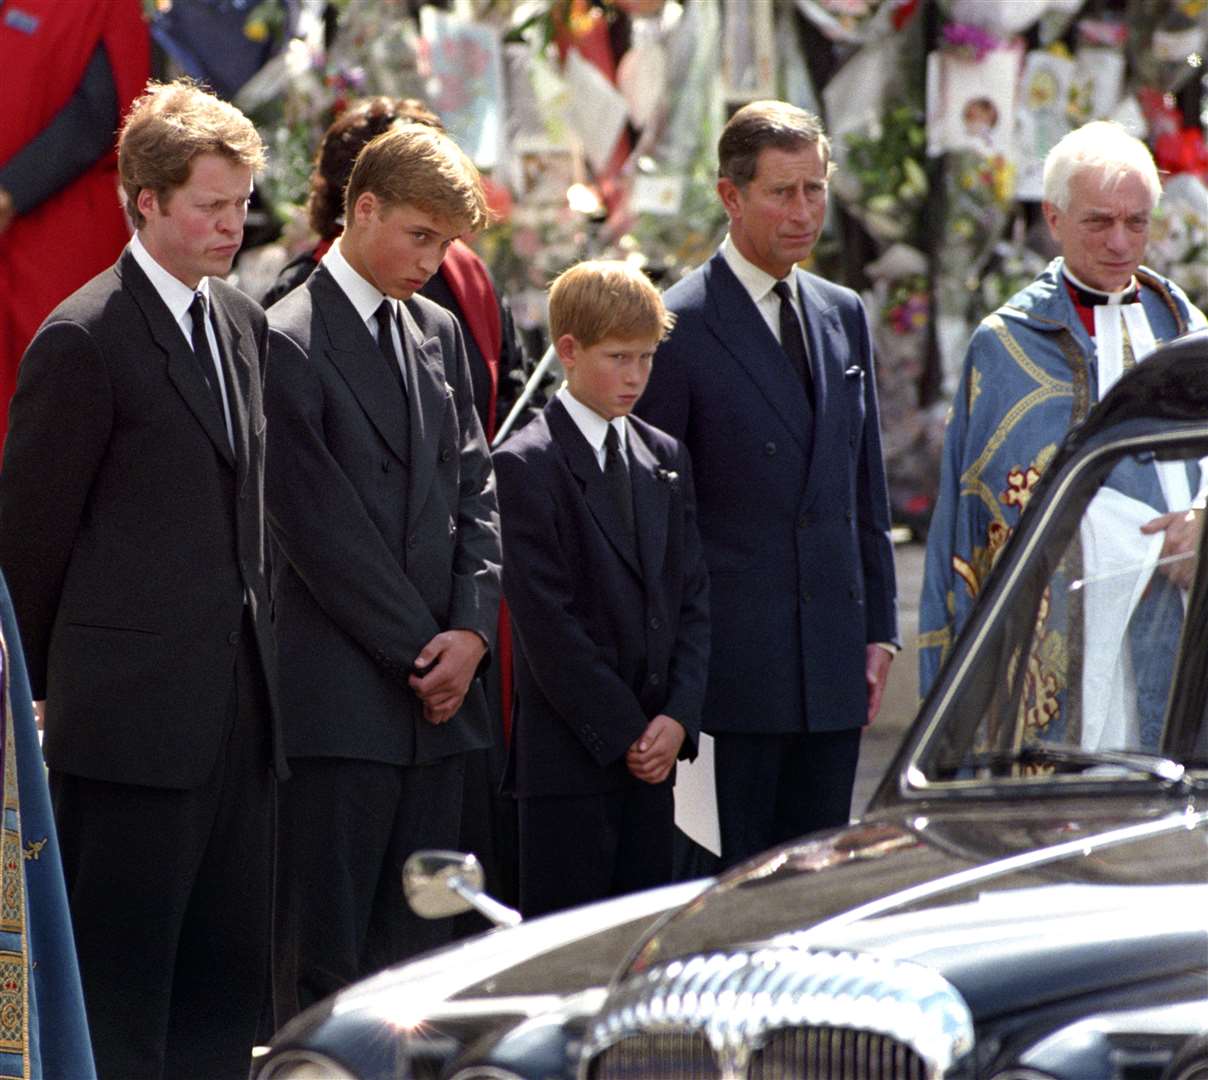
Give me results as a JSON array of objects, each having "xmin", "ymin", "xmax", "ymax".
[
  {"xmin": 588, "ymin": 1031, "xmax": 717, "ymax": 1079},
  {"xmin": 588, "ymin": 1025, "xmax": 929, "ymax": 1079},
  {"xmin": 581, "ymin": 948, "xmax": 972, "ymax": 1080},
  {"xmin": 750, "ymin": 1026, "xmax": 929, "ymax": 1079}
]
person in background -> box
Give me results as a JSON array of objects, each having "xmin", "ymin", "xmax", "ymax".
[
  {"xmin": 0, "ymin": 566, "xmax": 95, "ymax": 1079},
  {"xmin": 0, "ymin": 0, "xmax": 149, "ymax": 444},
  {"xmin": 264, "ymin": 123, "xmax": 500, "ymax": 1019},
  {"xmin": 920, "ymin": 120, "xmax": 1206, "ymax": 749},
  {"xmin": 636, "ymin": 100, "xmax": 899, "ymax": 871},
  {"xmin": 0, "ymin": 80, "xmax": 283, "ymax": 1079}
]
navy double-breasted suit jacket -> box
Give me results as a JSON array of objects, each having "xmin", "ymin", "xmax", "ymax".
[
  {"xmin": 265, "ymin": 266, "xmax": 501, "ymax": 765},
  {"xmin": 636, "ymin": 251, "xmax": 897, "ymax": 734},
  {"xmin": 494, "ymin": 398, "xmax": 710, "ymax": 797}
]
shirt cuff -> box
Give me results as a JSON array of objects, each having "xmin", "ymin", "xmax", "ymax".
[{"xmin": 873, "ymin": 641, "xmax": 899, "ymax": 656}]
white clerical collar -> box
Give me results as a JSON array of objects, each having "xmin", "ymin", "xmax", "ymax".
[
  {"xmin": 129, "ymin": 231, "xmax": 211, "ymax": 321},
  {"xmin": 1062, "ymin": 264, "xmax": 1138, "ymax": 305},
  {"xmin": 720, "ymin": 233, "xmax": 792, "ymax": 306},
  {"xmin": 322, "ymin": 238, "xmax": 398, "ymax": 325},
  {"xmin": 557, "ymin": 384, "xmax": 628, "ymax": 458}
]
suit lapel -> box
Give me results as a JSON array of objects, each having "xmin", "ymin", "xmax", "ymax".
[
  {"xmin": 399, "ymin": 302, "xmax": 446, "ymax": 519},
  {"xmin": 547, "ymin": 399, "xmax": 642, "ymax": 578},
  {"xmin": 797, "ymin": 270, "xmax": 845, "ymax": 508},
  {"xmin": 310, "ymin": 267, "xmax": 410, "ymax": 465},
  {"xmin": 702, "ymin": 252, "xmax": 810, "ymax": 452},
  {"xmin": 628, "ymin": 424, "xmax": 668, "ymax": 581},
  {"xmin": 209, "ymin": 292, "xmax": 253, "ymax": 489},
  {"xmin": 118, "ymin": 250, "xmax": 235, "ymax": 467}
]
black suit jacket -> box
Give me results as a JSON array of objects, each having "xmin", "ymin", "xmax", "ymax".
[
  {"xmin": 0, "ymin": 248, "xmax": 283, "ymax": 788},
  {"xmin": 493, "ymin": 398, "xmax": 710, "ymax": 797},
  {"xmin": 265, "ymin": 265, "xmax": 500, "ymax": 765}
]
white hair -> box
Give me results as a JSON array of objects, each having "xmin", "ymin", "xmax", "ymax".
[{"xmin": 1042, "ymin": 121, "xmax": 1161, "ymax": 211}]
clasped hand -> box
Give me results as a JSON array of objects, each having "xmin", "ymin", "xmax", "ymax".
[
  {"xmin": 626, "ymin": 713, "xmax": 685, "ymax": 785},
  {"xmin": 408, "ymin": 629, "xmax": 486, "ymax": 725}
]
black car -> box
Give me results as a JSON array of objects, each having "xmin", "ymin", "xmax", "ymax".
[{"xmin": 254, "ymin": 329, "xmax": 1208, "ymax": 1080}]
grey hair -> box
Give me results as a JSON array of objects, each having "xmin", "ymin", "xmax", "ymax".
[{"xmin": 1042, "ymin": 121, "xmax": 1161, "ymax": 211}]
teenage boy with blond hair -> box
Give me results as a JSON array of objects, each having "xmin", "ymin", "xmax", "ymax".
[
  {"xmin": 265, "ymin": 122, "xmax": 501, "ymax": 1016},
  {"xmin": 493, "ymin": 260, "xmax": 709, "ymax": 917}
]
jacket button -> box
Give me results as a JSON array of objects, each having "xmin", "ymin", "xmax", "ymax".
[
  {"xmin": 440, "ymin": 448, "xmax": 452, "ymax": 463},
  {"xmin": 227, "ymin": 630, "xmax": 240, "ymax": 645},
  {"xmin": 764, "ymin": 441, "xmax": 777, "ymax": 456},
  {"xmin": 649, "ymin": 673, "xmax": 661, "ymax": 686},
  {"xmin": 649, "ymin": 616, "xmax": 662, "ymax": 630},
  {"xmin": 846, "ymin": 510, "xmax": 853, "ymax": 522},
  {"xmin": 798, "ymin": 514, "xmax": 810, "ymax": 529},
  {"xmin": 408, "ymin": 535, "xmax": 418, "ymax": 548},
  {"xmin": 381, "ymin": 459, "xmax": 390, "ymax": 472},
  {"xmin": 800, "ymin": 589, "xmax": 811, "ymax": 603}
]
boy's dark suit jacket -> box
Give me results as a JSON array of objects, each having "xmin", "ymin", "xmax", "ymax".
[
  {"xmin": 493, "ymin": 397, "xmax": 709, "ymax": 798},
  {"xmin": 265, "ymin": 265, "xmax": 500, "ymax": 764},
  {"xmin": 636, "ymin": 252, "xmax": 898, "ymax": 737},
  {"xmin": 0, "ymin": 248, "xmax": 282, "ymax": 785}
]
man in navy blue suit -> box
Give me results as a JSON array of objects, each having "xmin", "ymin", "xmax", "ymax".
[{"xmin": 636, "ymin": 100, "xmax": 899, "ymax": 869}]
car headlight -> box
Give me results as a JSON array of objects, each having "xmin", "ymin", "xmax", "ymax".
[
  {"xmin": 253, "ymin": 1050, "xmax": 357, "ymax": 1080},
  {"xmin": 990, "ymin": 1071, "xmax": 1058, "ymax": 1080},
  {"xmin": 448, "ymin": 1071, "xmax": 525, "ymax": 1080}
]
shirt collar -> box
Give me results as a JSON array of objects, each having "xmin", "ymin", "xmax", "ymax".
[
  {"xmin": 720, "ymin": 233, "xmax": 791, "ymax": 306},
  {"xmin": 1061, "ymin": 263, "xmax": 1139, "ymax": 306},
  {"xmin": 322, "ymin": 238, "xmax": 397, "ymax": 325},
  {"xmin": 129, "ymin": 232, "xmax": 210, "ymax": 323},
  {"xmin": 557, "ymin": 384, "xmax": 627, "ymax": 456}
]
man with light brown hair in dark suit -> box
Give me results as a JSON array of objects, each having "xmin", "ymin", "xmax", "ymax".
[{"xmin": 0, "ymin": 79, "xmax": 283, "ymax": 1080}]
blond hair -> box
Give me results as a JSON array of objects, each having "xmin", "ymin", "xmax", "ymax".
[
  {"xmin": 344, "ymin": 124, "xmax": 489, "ymax": 234},
  {"xmin": 548, "ymin": 260, "xmax": 675, "ymax": 348},
  {"xmin": 118, "ymin": 79, "xmax": 266, "ymax": 229}
]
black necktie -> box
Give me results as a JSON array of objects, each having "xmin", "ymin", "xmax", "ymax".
[
  {"xmin": 604, "ymin": 424, "xmax": 636, "ymax": 545},
  {"xmin": 189, "ymin": 292, "xmax": 229, "ymax": 435},
  {"xmin": 772, "ymin": 280, "xmax": 815, "ymax": 409},
  {"xmin": 374, "ymin": 300, "xmax": 406, "ymax": 395}
]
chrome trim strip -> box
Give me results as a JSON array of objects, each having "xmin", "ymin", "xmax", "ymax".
[
  {"xmin": 787, "ymin": 809, "xmax": 1208, "ymax": 946},
  {"xmin": 580, "ymin": 948, "xmax": 973, "ymax": 1080}
]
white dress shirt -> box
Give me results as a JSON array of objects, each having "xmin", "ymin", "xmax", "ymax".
[
  {"xmin": 556, "ymin": 384, "xmax": 629, "ymax": 471},
  {"xmin": 720, "ymin": 233, "xmax": 813, "ymax": 370},
  {"xmin": 321, "ymin": 239, "xmax": 407, "ymax": 383},
  {"xmin": 129, "ymin": 232, "xmax": 233, "ymax": 446}
]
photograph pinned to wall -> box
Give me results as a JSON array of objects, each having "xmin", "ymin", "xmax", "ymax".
[
  {"xmin": 1013, "ymin": 48, "xmax": 1076, "ymax": 199},
  {"xmin": 925, "ymin": 38, "xmax": 1023, "ymax": 158},
  {"xmin": 722, "ymin": 0, "xmax": 775, "ymax": 101},
  {"xmin": 515, "ymin": 141, "xmax": 581, "ymax": 207},
  {"xmin": 418, "ymin": 6, "xmax": 504, "ymax": 169}
]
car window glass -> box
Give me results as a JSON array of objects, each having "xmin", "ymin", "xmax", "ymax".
[{"xmin": 923, "ymin": 447, "xmax": 1206, "ymax": 784}]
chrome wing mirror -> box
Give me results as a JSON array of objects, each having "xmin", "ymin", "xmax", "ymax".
[{"xmin": 402, "ymin": 850, "xmax": 522, "ymax": 928}]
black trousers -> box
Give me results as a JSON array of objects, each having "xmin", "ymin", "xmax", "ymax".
[
  {"xmin": 712, "ymin": 728, "xmax": 862, "ymax": 869},
  {"xmin": 273, "ymin": 753, "xmax": 465, "ymax": 1022},
  {"xmin": 51, "ymin": 626, "xmax": 274, "ymax": 1080},
  {"xmin": 518, "ymin": 781, "xmax": 674, "ymax": 918}
]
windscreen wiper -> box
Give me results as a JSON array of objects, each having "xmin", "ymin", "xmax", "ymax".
[{"xmin": 958, "ymin": 745, "xmax": 1187, "ymax": 785}]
